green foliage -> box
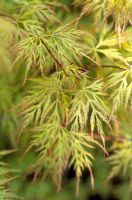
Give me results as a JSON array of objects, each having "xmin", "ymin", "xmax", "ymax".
[
  {"xmin": 75, "ymin": 0, "xmax": 132, "ymax": 31},
  {"xmin": 14, "ymin": 23, "xmax": 88, "ymax": 80},
  {"xmin": 0, "ymin": 0, "xmax": 132, "ymax": 199},
  {"xmin": 75, "ymin": 0, "xmax": 132, "ymax": 46},
  {"xmin": 69, "ymin": 79, "xmax": 110, "ymax": 142},
  {"xmin": 108, "ymin": 139, "xmax": 132, "ymax": 181},
  {"xmin": 0, "ymin": 151, "xmax": 18, "ymax": 200},
  {"xmin": 85, "ymin": 24, "xmax": 130, "ymax": 66},
  {"xmin": 26, "ymin": 122, "xmax": 105, "ymax": 192},
  {"xmin": 107, "ymin": 68, "xmax": 132, "ymax": 111},
  {"xmin": 20, "ymin": 66, "xmax": 109, "ymax": 143}
]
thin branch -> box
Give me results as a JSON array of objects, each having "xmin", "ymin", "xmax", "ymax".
[
  {"xmin": 41, "ymin": 40, "xmax": 68, "ymax": 75},
  {"xmin": 0, "ymin": 12, "xmax": 15, "ymax": 21}
]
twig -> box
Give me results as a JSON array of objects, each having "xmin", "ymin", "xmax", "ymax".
[{"xmin": 42, "ymin": 41, "xmax": 67, "ymax": 75}]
